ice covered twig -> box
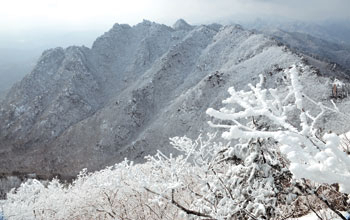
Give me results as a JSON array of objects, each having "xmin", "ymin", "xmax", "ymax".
[{"xmin": 207, "ymin": 64, "xmax": 350, "ymax": 193}]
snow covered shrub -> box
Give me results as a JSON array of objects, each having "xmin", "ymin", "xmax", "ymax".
[
  {"xmin": 3, "ymin": 160, "xmax": 186, "ymax": 220},
  {"xmin": 207, "ymin": 64, "xmax": 350, "ymax": 218},
  {"xmin": 144, "ymin": 135, "xmax": 296, "ymax": 219},
  {"xmin": 207, "ymin": 64, "xmax": 350, "ymax": 194},
  {"xmin": 3, "ymin": 136, "xmax": 292, "ymax": 219}
]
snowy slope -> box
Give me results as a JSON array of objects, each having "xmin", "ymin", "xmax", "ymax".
[{"xmin": 1, "ymin": 20, "xmax": 350, "ymax": 179}]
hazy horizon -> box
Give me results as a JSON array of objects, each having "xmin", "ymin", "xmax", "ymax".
[
  {"xmin": 1, "ymin": 0, "xmax": 349, "ymax": 51},
  {"xmin": 2, "ymin": 0, "xmax": 350, "ymax": 31}
]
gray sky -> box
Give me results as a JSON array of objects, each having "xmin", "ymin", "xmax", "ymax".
[{"xmin": 1, "ymin": 0, "xmax": 349, "ymax": 32}]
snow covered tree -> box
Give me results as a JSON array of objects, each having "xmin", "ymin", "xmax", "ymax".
[
  {"xmin": 141, "ymin": 135, "xmax": 297, "ymax": 219},
  {"xmin": 207, "ymin": 64, "xmax": 350, "ymax": 218},
  {"xmin": 207, "ymin": 64, "xmax": 350, "ymax": 194}
]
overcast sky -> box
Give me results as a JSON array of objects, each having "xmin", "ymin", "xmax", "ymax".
[{"xmin": 1, "ymin": 0, "xmax": 350, "ymax": 32}]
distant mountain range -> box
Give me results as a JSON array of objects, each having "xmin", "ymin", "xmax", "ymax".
[
  {"xmin": 266, "ymin": 29, "xmax": 350, "ymax": 71},
  {"xmin": 244, "ymin": 18, "xmax": 350, "ymax": 45},
  {"xmin": 242, "ymin": 21, "xmax": 350, "ymax": 72},
  {"xmin": 1, "ymin": 19, "xmax": 350, "ymax": 180}
]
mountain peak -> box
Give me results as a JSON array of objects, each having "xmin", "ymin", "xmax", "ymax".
[
  {"xmin": 111, "ymin": 23, "xmax": 131, "ymax": 31},
  {"xmin": 173, "ymin": 19, "xmax": 193, "ymax": 31},
  {"xmin": 141, "ymin": 19, "xmax": 153, "ymax": 26}
]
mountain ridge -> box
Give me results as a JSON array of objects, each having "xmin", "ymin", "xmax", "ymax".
[{"xmin": 1, "ymin": 19, "xmax": 350, "ymax": 179}]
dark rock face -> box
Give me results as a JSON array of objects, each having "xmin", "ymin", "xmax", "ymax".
[{"xmin": 1, "ymin": 20, "xmax": 349, "ymax": 178}]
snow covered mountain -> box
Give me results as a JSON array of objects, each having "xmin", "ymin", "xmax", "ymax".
[{"xmin": 1, "ymin": 19, "xmax": 350, "ymax": 179}]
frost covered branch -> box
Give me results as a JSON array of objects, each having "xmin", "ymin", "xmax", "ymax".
[{"xmin": 207, "ymin": 64, "xmax": 350, "ymax": 194}]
